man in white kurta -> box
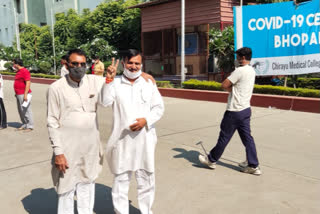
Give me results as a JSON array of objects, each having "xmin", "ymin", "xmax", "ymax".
[
  {"xmin": 100, "ymin": 50, "xmax": 164, "ymax": 214},
  {"xmin": 47, "ymin": 49, "xmax": 104, "ymax": 214}
]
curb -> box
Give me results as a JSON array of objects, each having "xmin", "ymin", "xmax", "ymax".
[
  {"xmin": 3, "ymin": 75, "xmax": 320, "ymax": 114},
  {"xmin": 158, "ymin": 88, "xmax": 320, "ymax": 114}
]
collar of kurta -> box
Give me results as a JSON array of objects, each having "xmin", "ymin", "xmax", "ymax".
[
  {"xmin": 66, "ymin": 74, "xmax": 84, "ymax": 88},
  {"xmin": 121, "ymin": 75, "xmax": 143, "ymax": 85}
]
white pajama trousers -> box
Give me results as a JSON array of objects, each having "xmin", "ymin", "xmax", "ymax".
[
  {"xmin": 57, "ymin": 182, "xmax": 95, "ymax": 214},
  {"xmin": 112, "ymin": 170, "xmax": 155, "ymax": 214}
]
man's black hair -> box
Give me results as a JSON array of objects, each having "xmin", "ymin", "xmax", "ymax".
[
  {"xmin": 13, "ymin": 58, "xmax": 24, "ymax": 66},
  {"xmin": 61, "ymin": 55, "xmax": 68, "ymax": 61},
  {"xmin": 235, "ymin": 47, "xmax": 252, "ymax": 61},
  {"xmin": 66, "ymin": 49, "xmax": 87, "ymax": 62},
  {"xmin": 92, "ymin": 55, "xmax": 99, "ymax": 60},
  {"xmin": 120, "ymin": 49, "xmax": 141, "ymax": 61}
]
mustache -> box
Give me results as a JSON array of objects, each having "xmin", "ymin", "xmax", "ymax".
[{"xmin": 128, "ymin": 68, "xmax": 138, "ymax": 72}]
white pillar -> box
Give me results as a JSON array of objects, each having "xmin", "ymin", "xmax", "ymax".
[
  {"xmin": 13, "ymin": 7, "xmax": 21, "ymax": 58},
  {"xmin": 23, "ymin": 0, "xmax": 28, "ymax": 24},
  {"xmin": 74, "ymin": 0, "xmax": 79, "ymax": 13},
  {"xmin": 51, "ymin": 0, "xmax": 56, "ymax": 75},
  {"xmin": 181, "ymin": 0, "xmax": 185, "ymax": 86}
]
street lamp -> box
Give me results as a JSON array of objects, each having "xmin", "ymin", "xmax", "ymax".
[{"xmin": 1, "ymin": 4, "xmax": 22, "ymax": 58}]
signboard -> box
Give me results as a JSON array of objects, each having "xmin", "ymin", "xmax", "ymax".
[
  {"xmin": 178, "ymin": 33, "xmax": 198, "ymax": 55},
  {"xmin": 234, "ymin": 0, "xmax": 320, "ymax": 76}
]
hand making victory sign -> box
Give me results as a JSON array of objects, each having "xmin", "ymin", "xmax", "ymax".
[{"xmin": 106, "ymin": 57, "xmax": 120, "ymax": 80}]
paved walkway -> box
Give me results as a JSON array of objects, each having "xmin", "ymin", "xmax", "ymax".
[{"xmin": 0, "ymin": 80, "xmax": 319, "ymax": 214}]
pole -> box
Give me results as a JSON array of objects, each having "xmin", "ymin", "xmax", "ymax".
[
  {"xmin": 51, "ymin": 6, "xmax": 56, "ymax": 75},
  {"xmin": 13, "ymin": 7, "xmax": 21, "ymax": 58},
  {"xmin": 181, "ymin": 0, "xmax": 185, "ymax": 86}
]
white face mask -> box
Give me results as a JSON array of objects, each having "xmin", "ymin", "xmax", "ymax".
[
  {"xmin": 12, "ymin": 66, "xmax": 18, "ymax": 71},
  {"xmin": 92, "ymin": 60, "xmax": 95, "ymax": 63},
  {"xmin": 123, "ymin": 66, "xmax": 142, "ymax": 80}
]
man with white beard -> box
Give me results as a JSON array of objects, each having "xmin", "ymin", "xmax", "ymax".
[{"xmin": 100, "ymin": 49, "xmax": 164, "ymax": 214}]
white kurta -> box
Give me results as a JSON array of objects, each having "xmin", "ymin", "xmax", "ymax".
[
  {"xmin": 100, "ymin": 76, "xmax": 164, "ymax": 174},
  {"xmin": 47, "ymin": 74, "xmax": 104, "ymax": 194},
  {"xmin": 0, "ymin": 74, "xmax": 4, "ymax": 98}
]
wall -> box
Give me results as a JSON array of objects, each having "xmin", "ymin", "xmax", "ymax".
[
  {"xmin": 27, "ymin": 0, "xmax": 47, "ymax": 26},
  {"xmin": 141, "ymin": 0, "xmax": 238, "ymax": 33},
  {"xmin": 0, "ymin": 0, "xmax": 15, "ymax": 46}
]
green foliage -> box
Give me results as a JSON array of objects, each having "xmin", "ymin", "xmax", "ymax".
[
  {"xmin": 1, "ymin": 1, "xmax": 141, "ymax": 73},
  {"xmin": 85, "ymin": 0, "xmax": 141, "ymax": 50},
  {"xmin": 0, "ymin": 71, "xmax": 60, "ymax": 79},
  {"xmin": 183, "ymin": 79, "xmax": 223, "ymax": 91},
  {"xmin": 0, "ymin": 45, "xmax": 20, "ymax": 61},
  {"xmin": 79, "ymin": 38, "xmax": 116, "ymax": 62},
  {"xmin": 287, "ymin": 78, "xmax": 320, "ymax": 90},
  {"xmin": 4, "ymin": 62, "xmax": 13, "ymax": 71},
  {"xmin": 156, "ymin": 81, "xmax": 174, "ymax": 88},
  {"xmin": 182, "ymin": 79, "xmax": 320, "ymax": 98},
  {"xmin": 103, "ymin": 61, "xmax": 112, "ymax": 69},
  {"xmin": 38, "ymin": 61, "xmax": 52, "ymax": 73},
  {"xmin": 209, "ymin": 26, "xmax": 234, "ymax": 73},
  {"xmin": 253, "ymin": 85, "xmax": 320, "ymax": 98}
]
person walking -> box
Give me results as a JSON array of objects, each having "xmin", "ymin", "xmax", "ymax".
[{"xmin": 198, "ymin": 47, "xmax": 261, "ymax": 175}]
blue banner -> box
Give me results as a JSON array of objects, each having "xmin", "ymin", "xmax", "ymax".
[{"xmin": 234, "ymin": 0, "xmax": 320, "ymax": 76}]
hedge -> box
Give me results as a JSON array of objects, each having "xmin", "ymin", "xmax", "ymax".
[
  {"xmin": 0, "ymin": 71, "xmax": 60, "ymax": 79},
  {"xmin": 291, "ymin": 78, "xmax": 320, "ymax": 90},
  {"xmin": 0, "ymin": 71, "xmax": 175, "ymax": 88},
  {"xmin": 183, "ymin": 79, "xmax": 320, "ymax": 98},
  {"xmin": 156, "ymin": 81, "xmax": 174, "ymax": 88},
  {"xmin": 183, "ymin": 79, "xmax": 223, "ymax": 91}
]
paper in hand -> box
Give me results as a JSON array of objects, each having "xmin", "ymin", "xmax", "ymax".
[{"xmin": 22, "ymin": 94, "xmax": 32, "ymax": 108}]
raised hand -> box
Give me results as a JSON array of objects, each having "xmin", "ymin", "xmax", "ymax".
[{"xmin": 106, "ymin": 57, "xmax": 119, "ymax": 80}]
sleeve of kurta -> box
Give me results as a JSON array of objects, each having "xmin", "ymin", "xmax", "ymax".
[
  {"xmin": 99, "ymin": 81, "xmax": 115, "ymax": 107},
  {"xmin": 146, "ymin": 84, "xmax": 165, "ymax": 130},
  {"xmin": 47, "ymin": 87, "xmax": 63, "ymax": 155}
]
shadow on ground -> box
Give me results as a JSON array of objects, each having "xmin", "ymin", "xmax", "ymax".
[
  {"xmin": 21, "ymin": 183, "xmax": 140, "ymax": 214},
  {"xmin": 172, "ymin": 147, "xmax": 241, "ymax": 172}
]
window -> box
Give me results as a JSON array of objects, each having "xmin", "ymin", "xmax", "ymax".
[{"xmin": 15, "ymin": 0, "xmax": 21, "ymax": 14}]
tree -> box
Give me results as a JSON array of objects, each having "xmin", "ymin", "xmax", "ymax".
[
  {"xmin": 209, "ymin": 26, "xmax": 235, "ymax": 73},
  {"xmin": 79, "ymin": 38, "xmax": 117, "ymax": 62},
  {"xmin": 1, "ymin": 0, "xmax": 142, "ymax": 73},
  {"xmin": 86, "ymin": 0, "xmax": 141, "ymax": 50}
]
